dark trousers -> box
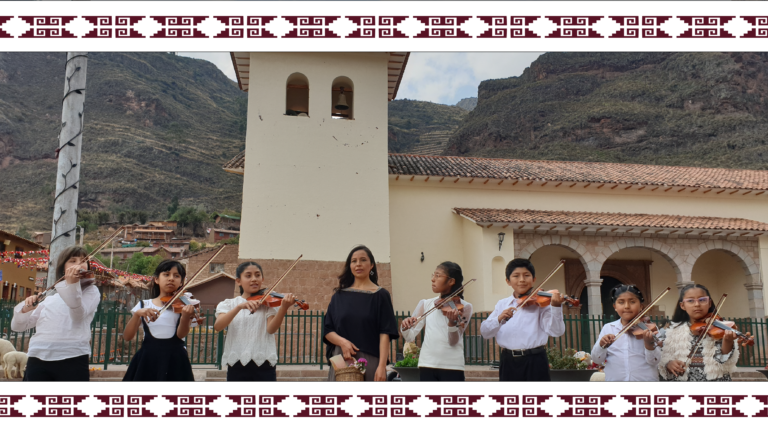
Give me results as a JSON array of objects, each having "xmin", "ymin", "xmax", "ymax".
[
  {"xmin": 499, "ymin": 350, "xmax": 551, "ymax": 381},
  {"xmin": 419, "ymin": 367, "xmax": 465, "ymax": 381},
  {"xmin": 227, "ymin": 360, "xmax": 277, "ymax": 381},
  {"xmin": 24, "ymin": 355, "xmax": 90, "ymax": 382}
]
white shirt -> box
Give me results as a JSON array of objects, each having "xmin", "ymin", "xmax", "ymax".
[
  {"xmin": 591, "ymin": 319, "xmax": 661, "ymax": 382},
  {"xmin": 216, "ymin": 297, "xmax": 279, "ymax": 367},
  {"xmin": 131, "ymin": 297, "xmax": 198, "ymax": 340},
  {"xmin": 402, "ymin": 297, "xmax": 473, "ymax": 371},
  {"xmin": 11, "ymin": 280, "xmax": 100, "ymax": 361},
  {"xmin": 480, "ymin": 294, "xmax": 565, "ymax": 349}
]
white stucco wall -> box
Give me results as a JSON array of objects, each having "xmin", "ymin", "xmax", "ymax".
[
  {"xmin": 240, "ymin": 52, "xmax": 391, "ymax": 262},
  {"xmin": 389, "ymin": 179, "xmax": 768, "ymax": 314}
]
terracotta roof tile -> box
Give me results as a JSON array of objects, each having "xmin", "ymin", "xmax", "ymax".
[
  {"xmin": 389, "ymin": 154, "xmax": 768, "ymax": 191},
  {"xmin": 453, "ymin": 208, "xmax": 768, "ymax": 232},
  {"xmin": 223, "ymin": 150, "xmax": 245, "ymax": 171}
]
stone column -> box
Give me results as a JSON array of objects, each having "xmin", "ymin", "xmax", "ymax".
[
  {"xmin": 744, "ymin": 283, "xmax": 765, "ymax": 319},
  {"xmin": 676, "ymin": 281, "xmax": 695, "ymax": 293},
  {"xmin": 584, "ymin": 279, "xmax": 603, "ymax": 316}
]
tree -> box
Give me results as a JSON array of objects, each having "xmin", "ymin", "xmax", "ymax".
[
  {"xmin": 49, "ymin": 52, "xmax": 88, "ymax": 287},
  {"xmin": 117, "ymin": 212, "xmax": 127, "ymax": 225},
  {"xmin": 125, "ymin": 253, "xmax": 164, "ymax": 276},
  {"xmin": 167, "ymin": 196, "xmax": 179, "ymax": 219},
  {"xmin": 14, "ymin": 225, "xmax": 32, "ymax": 240},
  {"xmin": 171, "ymin": 206, "xmax": 210, "ymax": 236},
  {"xmin": 137, "ymin": 211, "xmax": 148, "ymax": 224},
  {"xmin": 189, "ymin": 240, "xmax": 204, "ymax": 253}
]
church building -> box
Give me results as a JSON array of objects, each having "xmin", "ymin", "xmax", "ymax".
[{"xmin": 224, "ymin": 52, "xmax": 768, "ymax": 320}]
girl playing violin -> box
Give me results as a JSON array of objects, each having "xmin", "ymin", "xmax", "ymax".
[
  {"xmin": 658, "ymin": 283, "xmax": 738, "ymax": 381},
  {"xmin": 11, "ymin": 246, "xmax": 98, "ymax": 381},
  {"xmin": 214, "ymin": 262, "xmax": 296, "ymax": 381},
  {"xmin": 122, "ymin": 260, "xmax": 196, "ymax": 381},
  {"xmin": 480, "ymin": 258, "xmax": 565, "ymax": 381},
  {"xmin": 591, "ymin": 284, "xmax": 660, "ymax": 381},
  {"xmin": 400, "ymin": 262, "xmax": 473, "ymax": 381}
]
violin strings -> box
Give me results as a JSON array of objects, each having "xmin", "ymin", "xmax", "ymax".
[
  {"xmin": 614, "ymin": 287, "xmax": 672, "ymax": 339},
  {"xmin": 254, "ymin": 254, "xmax": 303, "ymax": 308},
  {"xmin": 155, "ymin": 245, "xmax": 227, "ymax": 318}
]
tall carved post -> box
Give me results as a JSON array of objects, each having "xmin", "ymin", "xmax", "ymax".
[{"xmin": 48, "ymin": 53, "xmax": 88, "ymax": 286}]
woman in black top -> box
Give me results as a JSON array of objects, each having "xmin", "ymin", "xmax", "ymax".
[{"xmin": 323, "ymin": 245, "xmax": 399, "ymax": 381}]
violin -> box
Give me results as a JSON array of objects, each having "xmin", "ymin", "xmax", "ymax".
[
  {"xmin": 518, "ymin": 289, "xmax": 580, "ymax": 308},
  {"xmin": 630, "ymin": 316, "xmax": 661, "ymax": 346},
  {"xmin": 690, "ymin": 312, "xmax": 754, "ymax": 346},
  {"xmin": 439, "ymin": 296, "xmax": 467, "ymax": 328},
  {"xmin": 246, "ymin": 291, "xmax": 309, "ymax": 310},
  {"xmin": 160, "ymin": 290, "xmax": 205, "ymax": 325}
]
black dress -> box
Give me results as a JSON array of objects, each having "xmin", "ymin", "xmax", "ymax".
[
  {"xmin": 123, "ymin": 300, "xmax": 195, "ymax": 381},
  {"xmin": 323, "ymin": 287, "xmax": 400, "ymax": 367}
]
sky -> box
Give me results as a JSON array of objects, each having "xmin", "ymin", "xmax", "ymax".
[{"xmin": 178, "ymin": 52, "xmax": 543, "ymax": 105}]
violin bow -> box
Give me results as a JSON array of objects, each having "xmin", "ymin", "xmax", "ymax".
[
  {"xmin": 34, "ymin": 225, "xmax": 129, "ymax": 306},
  {"xmin": 501, "ymin": 260, "xmax": 565, "ymax": 324},
  {"xmin": 154, "ymin": 245, "xmax": 227, "ymax": 318},
  {"xmin": 679, "ymin": 294, "xmax": 727, "ymax": 378},
  {"xmin": 403, "ymin": 279, "xmax": 476, "ymax": 329},
  {"xmin": 613, "ymin": 287, "xmax": 672, "ymax": 341},
  {"xmin": 252, "ymin": 254, "xmax": 303, "ymax": 311}
]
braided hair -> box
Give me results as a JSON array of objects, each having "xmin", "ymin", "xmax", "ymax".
[{"xmin": 609, "ymin": 284, "xmax": 645, "ymax": 304}]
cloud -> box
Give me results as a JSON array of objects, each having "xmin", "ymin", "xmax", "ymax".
[
  {"xmin": 177, "ymin": 52, "xmax": 542, "ymax": 105},
  {"xmin": 397, "ymin": 52, "xmax": 542, "ymax": 105}
]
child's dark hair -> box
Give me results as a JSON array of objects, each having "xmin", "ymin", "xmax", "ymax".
[
  {"xmin": 335, "ymin": 245, "xmax": 378, "ymax": 292},
  {"xmin": 55, "ymin": 246, "xmax": 90, "ymax": 280},
  {"xmin": 149, "ymin": 260, "xmax": 187, "ymax": 298},
  {"xmin": 505, "ymin": 258, "xmax": 535, "ymax": 280},
  {"xmin": 236, "ymin": 261, "xmax": 263, "ymax": 295},
  {"xmin": 610, "ymin": 284, "xmax": 645, "ymax": 304},
  {"xmin": 671, "ymin": 283, "xmax": 715, "ymax": 324},
  {"xmin": 437, "ymin": 261, "xmax": 464, "ymax": 299}
]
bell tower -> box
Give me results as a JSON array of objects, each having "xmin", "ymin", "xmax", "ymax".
[{"xmin": 228, "ymin": 52, "xmax": 408, "ymax": 307}]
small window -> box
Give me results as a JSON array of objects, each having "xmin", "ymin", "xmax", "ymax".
[
  {"xmin": 331, "ymin": 76, "xmax": 353, "ymax": 119},
  {"xmin": 210, "ymin": 263, "xmax": 225, "ymax": 273},
  {"xmin": 286, "ymin": 72, "xmax": 309, "ymax": 117}
]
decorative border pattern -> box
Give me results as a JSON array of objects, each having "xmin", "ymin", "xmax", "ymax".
[
  {"xmin": 2, "ymin": 394, "xmax": 767, "ymax": 418},
  {"xmin": 0, "ymin": 15, "xmax": 767, "ymax": 40}
]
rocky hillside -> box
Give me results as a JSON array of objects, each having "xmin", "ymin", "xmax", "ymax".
[
  {"xmin": 0, "ymin": 52, "xmax": 247, "ymax": 230},
  {"xmin": 387, "ymin": 99, "xmax": 467, "ymax": 155},
  {"xmin": 446, "ymin": 52, "xmax": 768, "ymax": 170},
  {"xmin": 456, "ymin": 97, "xmax": 478, "ymax": 111}
]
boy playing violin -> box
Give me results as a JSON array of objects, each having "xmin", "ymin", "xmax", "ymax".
[{"xmin": 480, "ymin": 259, "xmax": 565, "ymax": 381}]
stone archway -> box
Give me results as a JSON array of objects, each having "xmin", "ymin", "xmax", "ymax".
[
  {"xmin": 595, "ymin": 238, "xmax": 686, "ymax": 284},
  {"xmin": 518, "ymin": 235, "xmax": 597, "ymax": 280}
]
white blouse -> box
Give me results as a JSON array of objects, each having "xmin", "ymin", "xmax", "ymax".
[
  {"xmin": 401, "ymin": 297, "xmax": 473, "ymax": 371},
  {"xmin": 131, "ymin": 297, "xmax": 198, "ymax": 340},
  {"xmin": 591, "ymin": 319, "xmax": 661, "ymax": 382},
  {"xmin": 480, "ymin": 294, "xmax": 565, "ymax": 349},
  {"xmin": 216, "ymin": 297, "xmax": 279, "ymax": 367},
  {"xmin": 11, "ymin": 280, "xmax": 100, "ymax": 361}
]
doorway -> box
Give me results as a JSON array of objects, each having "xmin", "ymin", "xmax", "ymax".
[{"xmin": 600, "ymin": 276, "xmax": 623, "ymax": 318}]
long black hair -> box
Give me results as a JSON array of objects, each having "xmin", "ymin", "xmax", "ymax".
[
  {"xmin": 610, "ymin": 284, "xmax": 644, "ymax": 304},
  {"xmin": 437, "ymin": 261, "xmax": 464, "ymax": 299},
  {"xmin": 236, "ymin": 261, "xmax": 263, "ymax": 295},
  {"xmin": 671, "ymin": 283, "xmax": 715, "ymax": 324},
  {"xmin": 149, "ymin": 260, "xmax": 187, "ymax": 298},
  {"xmin": 335, "ymin": 245, "xmax": 378, "ymax": 292}
]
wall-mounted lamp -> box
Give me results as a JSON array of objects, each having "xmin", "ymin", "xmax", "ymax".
[
  {"xmin": 420, "ymin": 252, "xmax": 425, "ymax": 262},
  {"xmin": 498, "ymin": 232, "xmax": 506, "ymax": 251}
]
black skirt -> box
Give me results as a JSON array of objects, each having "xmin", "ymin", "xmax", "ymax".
[{"xmin": 123, "ymin": 303, "xmax": 194, "ymax": 382}]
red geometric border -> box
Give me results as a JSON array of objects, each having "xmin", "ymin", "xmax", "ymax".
[
  {"xmin": 2, "ymin": 394, "xmax": 767, "ymax": 417},
  {"xmin": 0, "ymin": 15, "xmax": 764, "ymax": 39}
]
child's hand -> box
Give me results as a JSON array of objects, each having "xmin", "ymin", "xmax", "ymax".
[
  {"xmin": 181, "ymin": 304, "xmax": 195, "ymax": 318},
  {"xmin": 64, "ymin": 265, "xmax": 82, "ymax": 285},
  {"xmin": 666, "ymin": 360, "xmax": 686, "ymax": 377},
  {"xmin": 723, "ymin": 330, "xmax": 737, "ymax": 343},
  {"xmin": 22, "ymin": 294, "xmax": 41, "ymax": 312},
  {"xmin": 642, "ymin": 329, "xmax": 656, "ymax": 350},
  {"xmin": 401, "ymin": 317, "xmax": 417, "ymax": 330},
  {"xmin": 279, "ymin": 293, "xmax": 296, "ymax": 312},
  {"xmin": 599, "ymin": 334, "xmax": 616, "ymax": 348},
  {"xmin": 444, "ymin": 309, "xmax": 460, "ymax": 326},
  {"xmin": 498, "ymin": 307, "xmax": 516, "ymax": 323},
  {"xmin": 239, "ymin": 300, "xmax": 261, "ymax": 313},
  {"xmin": 135, "ymin": 308, "xmax": 158, "ymax": 322},
  {"xmin": 549, "ymin": 291, "xmax": 563, "ymax": 307}
]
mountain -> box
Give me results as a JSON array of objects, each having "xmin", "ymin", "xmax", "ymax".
[
  {"xmin": 0, "ymin": 52, "xmax": 247, "ymax": 231},
  {"xmin": 446, "ymin": 52, "xmax": 768, "ymax": 170},
  {"xmin": 387, "ymin": 99, "xmax": 468, "ymax": 155},
  {"xmin": 456, "ymin": 97, "xmax": 477, "ymax": 111}
]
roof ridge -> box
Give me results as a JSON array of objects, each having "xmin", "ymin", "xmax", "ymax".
[{"xmin": 452, "ymin": 207, "xmax": 761, "ymax": 221}]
